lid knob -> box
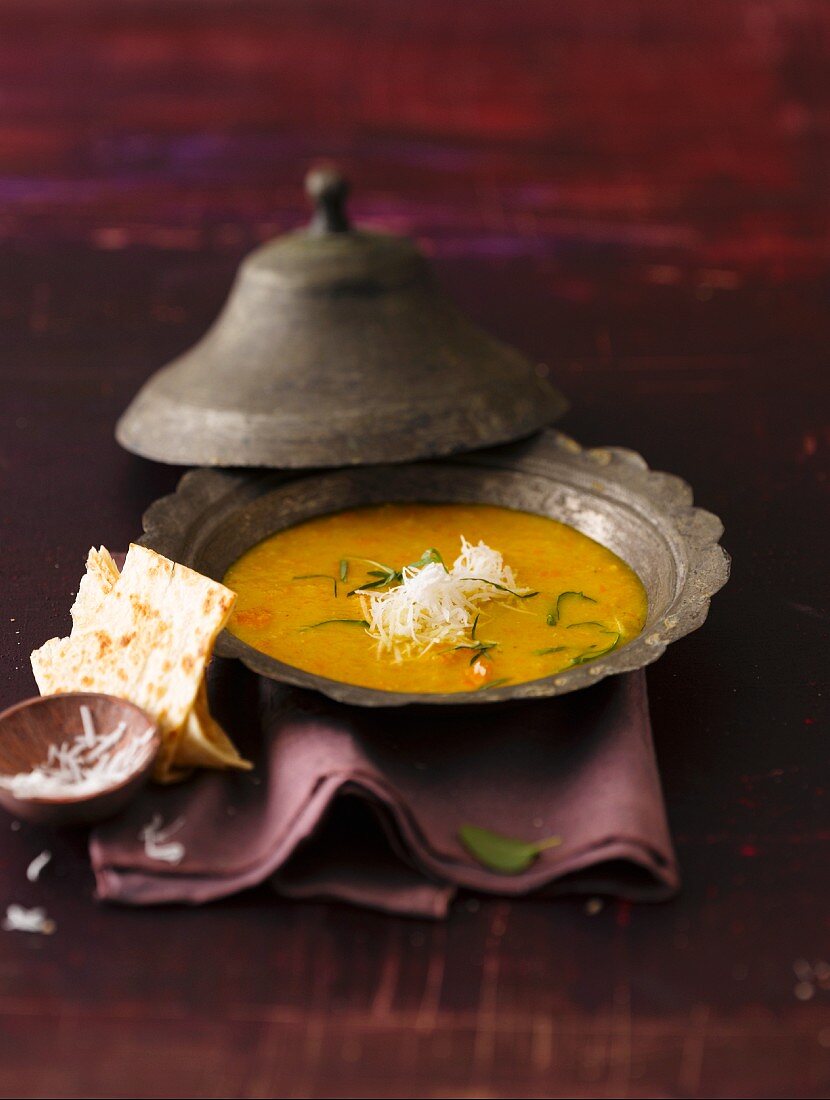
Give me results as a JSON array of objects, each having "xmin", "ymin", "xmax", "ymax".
[{"xmin": 306, "ymin": 166, "xmax": 351, "ymax": 235}]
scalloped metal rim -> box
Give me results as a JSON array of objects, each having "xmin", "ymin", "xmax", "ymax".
[{"xmin": 139, "ymin": 429, "xmax": 730, "ymax": 707}]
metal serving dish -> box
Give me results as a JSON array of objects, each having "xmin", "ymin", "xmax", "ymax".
[{"xmin": 140, "ymin": 429, "xmax": 729, "ymax": 706}]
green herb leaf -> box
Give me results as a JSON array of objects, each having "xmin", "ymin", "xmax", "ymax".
[
  {"xmin": 546, "ymin": 590, "xmax": 597, "ymax": 626},
  {"xmin": 339, "ymin": 559, "xmax": 348, "ymax": 582},
  {"xmin": 293, "ymin": 573, "xmax": 338, "ymax": 597},
  {"xmin": 471, "ymin": 613, "xmax": 480, "ymax": 640},
  {"xmin": 300, "ymin": 618, "xmax": 369, "ymax": 632},
  {"xmin": 566, "ymin": 621, "xmax": 609, "ymax": 630},
  {"xmin": 344, "ymin": 556, "xmax": 400, "ymax": 596},
  {"xmin": 470, "ymin": 642, "xmax": 496, "ymax": 665},
  {"xmin": 458, "ymin": 825, "xmax": 562, "ymax": 874},
  {"xmin": 475, "ymin": 677, "xmax": 512, "ymax": 691},
  {"xmin": 534, "ymin": 645, "xmax": 568, "ymax": 656},
  {"xmin": 472, "ymin": 578, "xmax": 538, "ymax": 599},
  {"xmin": 348, "ymin": 575, "xmax": 395, "ymax": 596},
  {"xmin": 453, "ymin": 639, "xmax": 497, "ymax": 664},
  {"xmin": 569, "ymin": 631, "xmax": 621, "ymax": 665},
  {"xmin": 405, "ymin": 547, "xmax": 445, "ymax": 572}
]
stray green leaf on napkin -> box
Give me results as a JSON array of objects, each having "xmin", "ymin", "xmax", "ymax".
[{"xmin": 458, "ymin": 824, "xmax": 562, "ymax": 874}]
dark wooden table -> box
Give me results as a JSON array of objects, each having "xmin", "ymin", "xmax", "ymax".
[{"xmin": 0, "ymin": 3, "xmax": 828, "ymax": 1096}]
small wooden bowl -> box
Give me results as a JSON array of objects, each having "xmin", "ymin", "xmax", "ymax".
[{"xmin": 0, "ymin": 693, "xmax": 160, "ymax": 826}]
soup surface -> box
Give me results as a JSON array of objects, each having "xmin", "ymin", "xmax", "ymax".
[{"xmin": 224, "ymin": 503, "xmax": 647, "ymax": 694}]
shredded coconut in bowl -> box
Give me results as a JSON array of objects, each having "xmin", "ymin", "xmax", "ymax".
[{"xmin": 0, "ymin": 704, "xmax": 154, "ymax": 801}]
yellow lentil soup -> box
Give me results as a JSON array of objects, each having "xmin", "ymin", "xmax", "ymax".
[{"xmin": 223, "ymin": 503, "xmax": 647, "ymax": 694}]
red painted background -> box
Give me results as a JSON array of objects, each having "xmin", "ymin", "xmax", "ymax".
[{"xmin": 0, "ymin": 3, "xmax": 828, "ymax": 1097}]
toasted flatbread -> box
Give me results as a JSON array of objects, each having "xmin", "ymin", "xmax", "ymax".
[
  {"xmin": 155, "ymin": 680, "xmax": 251, "ymax": 782},
  {"xmin": 70, "ymin": 546, "xmax": 120, "ymax": 632},
  {"xmin": 32, "ymin": 544, "xmax": 250, "ymax": 781}
]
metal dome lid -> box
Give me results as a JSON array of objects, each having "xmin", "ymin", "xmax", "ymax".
[{"xmin": 116, "ymin": 168, "xmax": 568, "ymax": 468}]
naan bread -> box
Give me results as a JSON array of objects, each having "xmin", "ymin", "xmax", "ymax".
[
  {"xmin": 70, "ymin": 546, "xmax": 120, "ymax": 631},
  {"xmin": 155, "ymin": 680, "xmax": 251, "ymax": 782},
  {"xmin": 32, "ymin": 544, "xmax": 250, "ymax": 782}
]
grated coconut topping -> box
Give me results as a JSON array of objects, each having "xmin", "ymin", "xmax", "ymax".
[{"xmin": 359, "ymin": 537, "xmax": 531, "ymax": 660}]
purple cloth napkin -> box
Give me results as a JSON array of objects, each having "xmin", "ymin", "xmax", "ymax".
[{"xmin": 90, "ymin": 656, "xmax": 679, "ymax": 918}]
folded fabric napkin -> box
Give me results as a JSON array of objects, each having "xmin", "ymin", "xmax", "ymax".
[{"xmin": 90, "ymin": 656, "xmax": 678, "ymax": 918}]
